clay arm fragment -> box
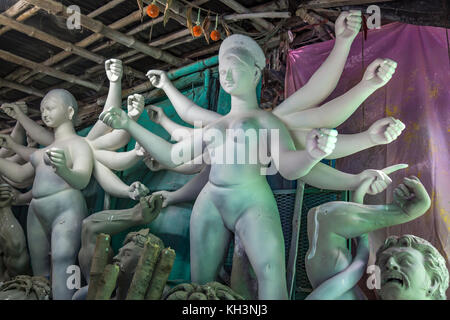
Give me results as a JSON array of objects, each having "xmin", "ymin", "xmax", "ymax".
[
  {"xmin": 147, "ymin": 70, "xmax": 220, "ymax": 126},
  {"xmin": 93, "ymin": 160, "xmax": 148, "ymax": 200},
  {"xmin": 99, "ymin": 107, "xmax": 203, "ymax": 169},
  {"xmin": 0, "ymin": 122, "xmax": 27, "ymax": 158},
  {"xmin": 267, "ymin": 115, "xmax": 337, "ymax": 180},
  {"xmin": 94, "ymin": 149, "xmax": 143, "ymax": 171},
  {"xmin": 281, "ymin": 59, "xmax": 397, "ymax": 129},
  {"xmin": 274, "ymin": 11, "xmax": 362, "ymax": 117},
  {"xmin": 1, "ymin": 103, "xmax": 53, "ymax": 146},
  {"xmin": 87, "ymin": 59, "xmax": 123, "ymax": 141},
  {"xmin": 147, "ymin": 105, "xmax": 194, "ymax": 141},
  {"xmin": 0, "ymin": 134, "xmax": 37, "ymax": 162},
  {"xmin": 316, "ymin": 176, "xmax": 430, "ymax": 239}
]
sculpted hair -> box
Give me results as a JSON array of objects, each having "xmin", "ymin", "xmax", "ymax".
[{"xmin": 376, "ymin": 234, "xmax": 449, "ymax": 300}]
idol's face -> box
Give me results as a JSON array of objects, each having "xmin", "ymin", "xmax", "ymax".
[
  {"xmin": 40, "ymin": 95, "xmax": 72, "ymax": 128},
  {"xmin": 219, "ymin": 55, "xmax": 258, "ymax": 96},
  {"xmin": 112, "ymin": 242, "xmax": 141, "ymax": 275},
  {"xmin": 377, "ymin": 246, "xmax": 432, "ymax": 300}
]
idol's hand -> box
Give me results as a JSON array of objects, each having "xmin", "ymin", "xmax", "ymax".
[
  {"xmin": 127, "ymin": 94, "xmax": 145, "ymax": 120},
  {"xmin": 99, "ymin": 107, "xmax": 130, "ymax": 130},
  {"xmin": 368, "ymin": 117, "xmax": 405, "ymax": 145},
  {"xmin": 306, "ymin": 128, "xmax": 338, "ymax": 159},
  {"xmin": 335, "ymin": 10, "xmax": 362, "ymax": 44},
  {"xmin": 105, "ymin": 59, "xmax": 123, "ymax": 83},
  {"xmin": 362, "ymin": 58, "xmax": 397, "ymax": 90},
  {"xmin": 146, "ymin": 70, "xmax": 171, "ymax": 90}
]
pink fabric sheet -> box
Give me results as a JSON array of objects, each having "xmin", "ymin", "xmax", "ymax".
[{"xmin": 285, "ymin": 23, "xmax": 450, "ymax": 269}]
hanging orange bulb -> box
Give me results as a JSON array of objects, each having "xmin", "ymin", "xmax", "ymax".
[
  {"xmin": 193, "ymin": 25, "xmax": 203, "ymax": 37},
  {"xmin": 210, "ymin": 14, "xmax": 220, "ymax": 41},
  {"xmin": 192, "ymin": 8, "xmax": 202, "ymax": 37},
  {"xmin": 146, "ymin": 1, "xmax": 159, "ymax": 18},
  {"xmin": 210, "ymin": 29, "xmax": 220, "ymax": 41}
]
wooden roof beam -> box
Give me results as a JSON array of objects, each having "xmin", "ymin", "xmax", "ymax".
[
  {"xmin": 22, "ymin": 0, "xmax": 185, "ymax": 66},
  {"xmin": 0, "ymin": 49, "xmax": 102, "ymax": 91},
  {"xmin": 1, "ymin": 0, "xmax": 137, "ymax": 88},
  {"xmin": 219, "ymin": 0, "xmax": 275, "ymax": 31},
  {"xmin": 0, "ymin": 78, "xmax": 45, "ymax": 97},
  {"xmin": 299, "ymin": 0, "xmax": 395, "ymax": 9}
]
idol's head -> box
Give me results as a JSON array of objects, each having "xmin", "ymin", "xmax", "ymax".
[
  {"xmin": 40, "ymin": 89, "xmax": 78, "ymax": 128},
  {"xmin": 375, "ymin": 234, "xmax": 449, "ymax": 300},
  {"xmin": 218, "ymin": 34, "xmax": 265, "ymax": 96}
]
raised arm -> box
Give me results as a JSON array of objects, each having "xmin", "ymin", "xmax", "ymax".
[
  {"xmin": 0, "ymin": 134, "xmax": 37, "ymax": 162},
  {"xmin": 288, "ymin": 117, "xmax": 405, "ymax": 159},
  {"xmin": 265, "ymin": 113, "xmax": 338, "ymax": 180},
  {"xmin": 0, "ymin": 121, "xmax": 26, "ymax": 158},
  {"xmin": 86, "ymin": 59, "xmax": 123, "ymax": 141},
  {"xmin": 317, "ymin": 176, "xmax": 430, "ymax": 239},
  {"xmin": 90, "ymin": 94, "xmax": 146, "ymax": 151},
  {"xmin": 274, "ymin": 11, "xmax": 362, "ymax": 117},
  {"xmin": 1, "ymin": 102, "xmax": 54, "ymax": 146},
  {"xmin": 100, "ymin": 107, "xmax": 204, "ymax": 169},
  {"xmin": 280, "ymin": 59, "xmax": 397, "ymax": 129},
  {"xmin": 147, "ymin": 70, "xmax": 221, "ymax": 126},
  {"xmin": 147, "ymin": 105, "xmax": 194, "ymax": 141}
]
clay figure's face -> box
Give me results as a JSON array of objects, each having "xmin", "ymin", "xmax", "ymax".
[
  {"xmin": 219, "ymin": 55, "xmax": 258, "ymax": 96},
  {"xmin": 377, "ymin": 246, "xmax": 432, "ymax": 300},
  {"xmin": 40, "ymin": 95, "xmax": 73, "ymax": 128},
  {"xmin": 112, "ymin": 241, "xmax": 141, "ymax": 276}
]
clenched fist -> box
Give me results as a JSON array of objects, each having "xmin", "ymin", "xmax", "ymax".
[
  {"xmin": 362, "ymin": 58, "xmax": 397, "ymax": 90},
  {"xmin": 146, "ymin": 70, "xmax": 171, "ymax": 90},
  {"xmin": 105, "ymin": 59, "xmax": 123, "ymax": 83},
  {"xmin": 335, "ymin": 10, "xmax": 362, "ymax": 44},
  {"xmin": 306, "ymin": 128, "xmax": 338, "ymax": 160},
  {"xmin": 127, "ymin": 94, "xmax": 145, "ymax": 120}
]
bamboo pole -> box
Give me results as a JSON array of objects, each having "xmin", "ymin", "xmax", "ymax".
[
  {"xmin": 219, "ymin": 0, "xmax": 274, "ymax": 31},
  {"xmin": 1, "ymin": 1, "xmax": 140, "ymax": 87},
  {"xmin": 94, "ymin": 264, "xmax": 120, "ymax": 300},
  {"xmin": 0, "ymin": 4, "xmax": 39, "ymax": 36},
  {"xmin": 2, "ymin": 1, "xmax": 30, "ymax": 18},
  {"xmin": 22, "ymin": 0, "xmax": 185, "ymax": 66},
  {"xmin": 0, "ymin": 78, "xmax": 44, "ymax": 97},
  {"xmin": 0, "ymin": 14, "xmax": 104, "ymax": 64},
  {"xmin": 87, "ymin": 0, "xmax": 126, "ymax": 18},
  {"xmin": 299, "ymin": 0, "xmax": 395, "ymax": 9},
  {"xmin": 126, "ymin": 240, "xmax": 161, "ymax": 300},
  {"xmin": 0, "ymin": 49, "xmax": 102, "ymax": 91},
  {"xmin": 145, "ymin": 248, "xmax": 176, "ymax": 300},
  {"xmin": 87, "ymin": 233, "xmax": 112, "ymax": 300},
  {"xmin": 223, "ymin": 12, "xmax": 291, "ymax": 20}
]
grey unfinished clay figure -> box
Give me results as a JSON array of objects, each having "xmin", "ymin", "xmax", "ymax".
[
  {"xmin": 99, "ymin": 11, "xmax": 410, "ymax": 298},
  {"xmin": 305, "ymin": 173, "xmax": 448, "ymax": 300},
  {"xmin": 0, "ymin": 89, "xmax": 94, "ymax": 300},
  {"xmin": 0, "ymin": 184, "xmax": 30, "ymax": 282}
]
